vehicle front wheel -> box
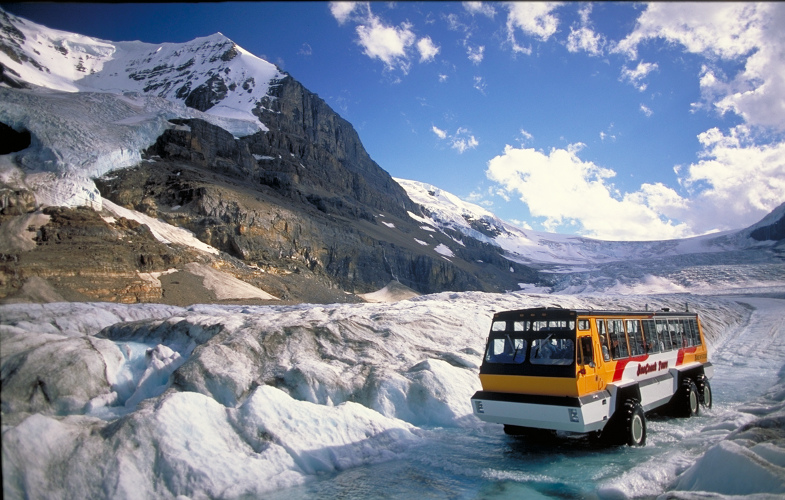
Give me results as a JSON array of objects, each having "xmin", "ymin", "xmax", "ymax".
[
  {"xmin": 625, "ymin": 400, "xmax": 647, "ymax": 447},
  {"xmin": 602, "ymin": 399, "xmax": 647, "ymax": 447}
]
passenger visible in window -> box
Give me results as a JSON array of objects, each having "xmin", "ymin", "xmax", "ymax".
[{"xmin": 600, "ymin": 335, "xmax": 610, "ymax": 361}]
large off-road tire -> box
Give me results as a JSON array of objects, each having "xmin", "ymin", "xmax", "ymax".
[
  {"xmin": 602, "ymin": 399, "xmax": 647, "ymax": 446},
  {"xmin": 678, "ymin": 378, "xmax": 700, "ymax": 417},
  {"xmin": 698, "ymin": 378, "xmax": 713, "ymax": 409},
  {"xmin": 624, "ymin": 400, "xmax": 647, "ymax": 446}
]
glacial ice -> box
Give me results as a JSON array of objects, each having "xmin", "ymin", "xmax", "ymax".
[{"xmin": 4, "ymin": 291, "xmax": 784, "ymax": 498}]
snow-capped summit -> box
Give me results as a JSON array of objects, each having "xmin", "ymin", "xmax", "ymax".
[{"xmin": 0, "ymin": 8, "xmax": 285, "ymax": 128}]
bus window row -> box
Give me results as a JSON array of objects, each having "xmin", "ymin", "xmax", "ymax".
[{"xmin": 596, "ymin": 317, "xmax": 701, "ymax": 362}]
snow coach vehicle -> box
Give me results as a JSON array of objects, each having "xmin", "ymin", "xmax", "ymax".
[{"xmin": 470, "ymin": 307, "xmax": 713, "ymax": 446}]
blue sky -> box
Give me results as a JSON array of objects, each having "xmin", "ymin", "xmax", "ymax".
[{"xmin": 4, "ymin": 2, "xmax": 784, "ymax": 241}]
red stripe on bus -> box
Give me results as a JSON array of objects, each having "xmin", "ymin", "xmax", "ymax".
[
  {"xmin": 676, "ymin": 346, "xmax": 697, "ymax": 366},
  {"xmin": 612, "ymin": 355, "xmax": 648, "ymax": 382}
]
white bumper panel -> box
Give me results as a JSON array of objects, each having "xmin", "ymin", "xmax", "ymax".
[{"xmin": 471, "ymin": 392, "xmax": 612, "ymax": 433}]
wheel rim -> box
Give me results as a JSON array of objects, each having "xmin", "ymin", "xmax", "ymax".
[
  {"xmin": 631, "ymin": 414, "xmax": 644, "ymax": 444},
  {"xmin": 689, "ymin": 389, "xmax": 698, "ymax": 414},
  {"xmin": 703, "ymin": 385, "xmax": 712, "ymax": 408}
]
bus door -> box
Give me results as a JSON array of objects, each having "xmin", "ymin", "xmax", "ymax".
[{"xmin": 578, "ymin": 319, "xmax": 604, "ymax": 393}]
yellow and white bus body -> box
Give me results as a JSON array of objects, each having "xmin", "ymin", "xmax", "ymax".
[{"xmin": 471, "ymin": 307, "xmax": 712, "ymax": 446}]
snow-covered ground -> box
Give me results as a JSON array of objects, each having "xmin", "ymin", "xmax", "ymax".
[{"xmin": 3, "ymin": 291, "xmax": 784, "ymax": 498}]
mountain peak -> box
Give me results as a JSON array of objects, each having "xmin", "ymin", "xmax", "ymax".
[{"xmin": 0, "ymin": 7, "xmax": 285, "ymax": 126}]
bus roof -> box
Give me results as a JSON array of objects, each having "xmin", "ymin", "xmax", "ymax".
[{"xmin": 492, "ymin": 307, "xmax": 698, "ymax": 321}]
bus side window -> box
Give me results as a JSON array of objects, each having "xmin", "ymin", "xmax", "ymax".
[
  {"xmin": 642, "ymin": 319, "xmax": 659, "ymax": 353},
  {"xmin": 596, "ymin": 319, "xmax": 610, "ymax": 361},
  {"xmin": 656, "ymin": 319, "xmax": 671, "ymax": 352},
  {"xmin": 626, "ymin": 320, "xmax": 645, "ymax": 356},
  {"xmin": 671, "ymin": 320, "xmax": 685, "ymax": 349},
  {"xmin": 609, "ymin": 319, "xmax": 628, "ymax": 359},
  {"xmin": 579, "ymin": 337, "xmax": 594, "ymax": 367},
  {"xmin": 688, "ymin": 318, "xmax": 701, "ymax": 346}
]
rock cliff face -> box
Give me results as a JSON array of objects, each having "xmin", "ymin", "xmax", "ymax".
[
  {"xmin": 249, "ymin": 76, "xmax": 417, "ymax": 220},
  {"xmin": 95, "ymin": 116, "xmax": 537, "ymax": 297}
]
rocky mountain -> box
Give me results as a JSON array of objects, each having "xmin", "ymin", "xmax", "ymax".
[
  {"xmin": 0, "ymin": 9, "xmax": 537, "ymax": 304},
  {"xmin": 0, "ymin": 9, "xmax": 783, "ymax": 305}
]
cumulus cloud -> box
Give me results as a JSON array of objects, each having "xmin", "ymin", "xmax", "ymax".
[
  {"xmin": 615, "ymin": 2, "xmax": 785, "ymax": 130},
  {"xmin": 452, "ymin": 127, "xmax": 479, "ymax": 153},
  {"xmin": 505, "ymin": 2, "xmax": 562, "ymax": 54},
  {"xmin": 433, "ymin": 126, "xmax": 479, "ymax": 154},
  {"xmin": 329, "ymin": 1, "xmax": 359, "ymax": 25},
  {"xmin": 417, "ymin": 36, "xmax": 440, "ymax": 63},
  {"xmin": 620, "ymin": 61, "xmax": 658, "ymax": 92},
  {"xmin": 467, "ymin": 45, "xmax": 485, "ymax": 64},
  {"xmin": 680, "ymin": 125, "xmax": 785, "ymax": 232},
  {"xmin": 640, "ymin": 104, "xmax": 653, "ymax": 117},
  {"xmin": 566, "ymin": 4, "xmax": 605, "ymax": 56},
  {"xmin": 463, "ymin": 1, "xmax": 497, "ymax": 18},
  {"xmin": 486, "ymin": 144, "xmax": 691, "ymax": 240},
  {"xmin": 356, "ymin": 18, "xmax": 416, "ymax": 73},
  {"xmin": 331, "ymin": 2, "xmax": 442, "ymax": 75}
]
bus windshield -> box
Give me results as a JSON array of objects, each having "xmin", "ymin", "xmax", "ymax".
[{"xmin": 484, "ymin": 319, "xmax": 576, "ymax": 366}]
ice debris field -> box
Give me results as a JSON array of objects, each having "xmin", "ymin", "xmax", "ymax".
[{"xmin": 2, "ymin": 291, "xmax": 785, "ymax": 499}]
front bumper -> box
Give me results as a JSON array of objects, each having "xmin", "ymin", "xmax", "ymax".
[{"xmin": 471, "ymin": 390, "xmax": 613, "ymax": 433}]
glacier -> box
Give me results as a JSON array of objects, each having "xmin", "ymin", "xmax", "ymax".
[{"xmin": 3, "ymin": 291, "xmax": 785, "ymax": 498}]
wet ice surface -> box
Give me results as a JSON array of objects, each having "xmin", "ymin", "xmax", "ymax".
[
  {"xmin": 263, "ymin": 296, "xmax": 785, "ymax": 500},
  {"xmin": 2, "ymin": 293, "xmax": 784, "ymax": 499}
]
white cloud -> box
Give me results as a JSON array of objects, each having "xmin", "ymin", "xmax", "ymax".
[
  {"xmin": 615, "ymin": 2, "xmax": 785, "ymax": 130},
  {"xmin": 452, "ymin": 127, "xmax": 479, "ymax": 153},
  {"xmin": 518, "ymin": 128, "xmax": 534, "ymax": 144},
  {"xmin": 432, "ymin": 126, "xmax": 479, "ymax": 153},
  {"xmin": 504, "ymin": 2, "xmax": 562, "ymax": 54},
  {"xmin": 417, "ymin": 36, "xmax": 440, "ymax": 63},
  {"xmin": 620, "ymin": 61, "xmax": 658, "ymax": 91},
  {"xmin": 329, "ymin": 1, "xmax": 360, "ymax": 25},
  {"xmin": 565, "ymin": 4, "xmax": 604, "ymax": 56},
  {"xmin": 473, "ymin": 75, "xmax": 486, "ymax": 94},
  {"xmin": 486, "ymin": 144, "xmax": 691, "ymax": 240},
  {"xmin": 438, "ymin": 73, "xmax": 448, "ymax": 83},
  {"xmin": 356, "ymin": 17, "xmax": 416, "ymax": 73},
  {"xmin": 463, "ymin": 1, "xmax": 496, "ymax": 18},
  {"xmin": 333, "ymin": 3, "xmax": 441, "ymax": 75},
  {"xmin": 640, "ymin": 104, "xmax": 653, "ymax": 117},
  {"xmin": 566, "ymin": 26, "xmax": 604, "ymax": 56},
  {"xmin": 679, "ymin": 125, "xmax": 785, "ymax": 232},
  {"xmin": 467, "ymin": 45, "xmax": 485, "ymax": 64}
]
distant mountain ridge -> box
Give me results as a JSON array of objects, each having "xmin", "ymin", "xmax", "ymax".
[{"xmin": 1, "ymin": 8, "xmax": 783, "ymax": 304}]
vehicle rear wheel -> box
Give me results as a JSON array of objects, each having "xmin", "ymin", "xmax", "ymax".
[
  {"xmin": 700, "ymin": 379, "xmax": 713, "ymax": 409},
  {"xmin": 679, "ymin": 379, "xmax": 700, "ymax": 417}
]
